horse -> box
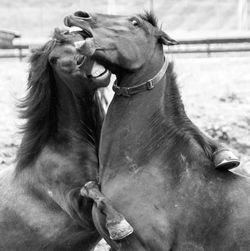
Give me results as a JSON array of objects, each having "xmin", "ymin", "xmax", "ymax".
[
  {"xmin": 0, "ymin": 29, "xmax": 114, "ymax": 250},
  {"xmin": 64, "ymin": 11, "xmax": 250, "ymax": 250}
]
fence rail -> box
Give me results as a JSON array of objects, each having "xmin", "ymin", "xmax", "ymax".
[
  {"xmin": 166, "ymin": 33, "xmax": 250, "ymax": 55},
  {"xmin": 2, "ymin": 33, "xmax": 250, "ymax": 59}
]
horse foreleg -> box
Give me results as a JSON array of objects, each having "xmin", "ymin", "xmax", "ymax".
[
  {"xmin": 190, "ymin": 125, "xmax": 240, "ymax": 169},
  {"xmin": 80, "ymin": 181, "xmax": 134, "ymax": 241}
]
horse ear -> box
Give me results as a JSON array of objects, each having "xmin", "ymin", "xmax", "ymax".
[{"xmin": 158, "ymin": 30, "xmax": 178, "ymax": 46}]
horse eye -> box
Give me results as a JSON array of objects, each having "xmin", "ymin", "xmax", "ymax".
[
  {"xmin": 50, "ymin": 57, "xmax": 58, "ymax": 64},
  {"xmin": 131, "ymin": 19, "xmax": 139, "ymax": 26}
]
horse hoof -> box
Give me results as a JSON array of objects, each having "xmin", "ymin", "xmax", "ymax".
[
  {"xmin": 106, "ymin": 218, "xmax": 134, "ymax": 240},
  {"xmin": 84, "ymin": 180, "xmax": 99, "ymax": 190},
  {"xmin": 215, "ymin": 159, "xmax": 240, "ymax": 170},
  {"xmin": 80, "ymin": 187, "xmax": 89, "ymax": 197},
  {"xmin": 80, "ymin": 181, "xmax": 98, "ymax": 197},
  {"xmin": 213, "ymin": 149, "xmax": 240, "ymax": 170}
]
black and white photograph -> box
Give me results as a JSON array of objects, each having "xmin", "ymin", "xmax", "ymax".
[{"xmin": 0, "ymin": 0, "xmax": 250, "ymax": 250}]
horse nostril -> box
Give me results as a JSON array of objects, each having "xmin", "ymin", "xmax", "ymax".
[{"xmin": 74, "ymin": 11, "xmax": 91, "ymax": 19}]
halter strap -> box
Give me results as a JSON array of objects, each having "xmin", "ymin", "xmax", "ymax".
[{"xmin": 112, "ymin": 57, "xmax": 169, "ymax": 97}]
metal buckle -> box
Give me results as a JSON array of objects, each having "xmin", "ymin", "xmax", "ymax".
[
  {"xmin": 112, "ymin": 84, "xmax": 122, "ymax": 95},
  {"xmin": 146, "ymin": 80, "xmax": 154, "ymax": 90},
  {"xmin": 121, "ymin": 88, "xmax": 130, "ymax": 97},
  {"xmin": 113, "ymin": 84, "xmax": 130, "ymax": 97}
]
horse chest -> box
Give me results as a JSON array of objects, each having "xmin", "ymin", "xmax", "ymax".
[
  {"xmin": 5, "ymin": 183, "xmax": 73, "ymax": 238},
  {"xmin": 0, "ymin": 167, "xmax": 93, "ymax": 250}
]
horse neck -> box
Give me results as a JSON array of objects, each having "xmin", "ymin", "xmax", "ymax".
[
  {"xmin": 16, "ymin": 72, "xmax": 102, "ymax": 175},
  {"xmin": 108, "ymin": 56, "xmax": 188, "ymax": 140},
  {"xmin": 54, "ymin": 74, "xmax": 103, "ymax": 148},
  {"xmin": 54, "ymin": 75, "xmax": 90, "ymax": 137},
  {"xmin": 16, "ymin": 75, "xmax": 102, "ymax": 226},
  {"xmin": 117, "ymin": 50, "xmax": 165, "ymax": 88},
  {"xmin": 101, "ymin": 60, "xmax": 212, "ymax": 172}
]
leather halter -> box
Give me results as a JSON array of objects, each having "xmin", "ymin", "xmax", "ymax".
[{"xmin": 112, "ymin": 57, "xmax": 169, "ymax": 97}]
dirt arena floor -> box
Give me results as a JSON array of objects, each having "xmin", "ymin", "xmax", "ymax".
[{"xmin": 0, "ymin": 55, "xmax": 249, "ymax": 250}]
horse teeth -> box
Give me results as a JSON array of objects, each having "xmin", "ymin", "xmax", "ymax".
[
  {"xmin": 74, "ymin": 40, "xmax": 86, "ymax": 49},
  {"xmin": 91, "ymin": 62, "xmax": 106, "ymax": 77},
  {"xmin": 69, "ymin": 26, "xmax": 83, "ymax": 33},
  {"xmin": 92, "ymin": 70, "xmax": 104, "ymax": 77}
]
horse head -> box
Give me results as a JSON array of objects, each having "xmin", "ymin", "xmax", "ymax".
[
  {"xmin": 64, "ymin": 11, "xmax": 177, "ymax": 81},
  {"xmin": 48, "ymin": 28, "xmax": 111, "ymax": 96},
  {"xmin": 17, "ymin": 28, "xmax": 111, "ymax": 171}
]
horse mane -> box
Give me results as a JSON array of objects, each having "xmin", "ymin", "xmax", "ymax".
[
  {"xmin": 164, "ymin": 62, "xmax": 215, "ymax": 159},
  {"xmin": 136, "ymin": 13, "xmax": 214, "ymax": 158},
  {"xmin": 16, "ymin": 29, "xmax": 105, "ymax": 172},
  {"xmin": 139, "ymin": 11, "xmax": 158, "ymax": 27},
  {"xmin": 79, "ymin": 92, "xmax": 105, "ymax": 152}
]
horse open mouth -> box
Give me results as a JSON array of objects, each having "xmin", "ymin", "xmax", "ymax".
[
  {"xmin": 89, "ymin": 61, "xmax": 110, "ymax": 81},
  {"xmin": 64, "ymin": 15, "xmax": 93, "ymax": 39},
  {"xmin": 64, "ymin": 15, "xmax": 97, "ymax": 55},
  {"xmin": 76, "ymin": 54, "xmax": 85, "ymax": 66},
  {"xmin": 75, "ymin": 54, "xmax": 109, "ymax": 81},
  {"xmin": 69, "ymin": 26, "xmax": 93, "ymax": 39},
  {"xmin": 64, "ymin": 15, "xmax": 109, "ymax": 80},
  {"xmin": 66, "ymin": 26, "xmax": 96, "ymax": 56},
  {"xmin": 68, "ymin": 26, "xmax": 92, "ymax": 48}
]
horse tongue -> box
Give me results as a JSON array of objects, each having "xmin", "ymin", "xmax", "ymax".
[
  {"xmin": 74, "ymin": 38, "xmax": 96, "ymax": 56},
  {"xmin": 91, "ymin": 62, "xmax": 106, "ymax": 78}
]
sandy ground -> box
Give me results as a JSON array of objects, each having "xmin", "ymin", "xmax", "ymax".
[{"xmin": 0, "ymin": 55, "xmax": 249, "ymax": 250}]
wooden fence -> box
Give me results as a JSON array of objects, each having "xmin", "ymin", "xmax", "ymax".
[
  {"xmin": 2, "ymin": 33, "xmax": 250, "ymax": 60},
  {"xmin": 166, "ymin": 33, "xmax": 250, "ymax": 56}
]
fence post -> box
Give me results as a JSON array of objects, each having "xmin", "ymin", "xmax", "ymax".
[
  {"xmin": 207, "ymin": 43, "xmax": 211, "ymax": 57},
  {"xmin": 107, "ymin": 0, "xmax": 117, "ymax": 14},
  {"xmin": 238, "ymin": 0, "xmax": 248, "ymax": 30},
  {"xmin": 18, "ymin": 48, "xmax": 22, "ymax": 61},
  {"xmin": 149, "ymin": 0, "xmax": 154, "ymax": 12}
]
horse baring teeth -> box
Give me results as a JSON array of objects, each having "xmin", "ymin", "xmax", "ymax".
[
  {"xmin": 91, "ymin": 62, "xmax": 106, "ymax": 78},
  {"xmin": 69, "ymin": 26, "xmax": 83, "ymax": 33},
  {"xmin": 74, "ymin": 40, "xmax": 86, "ymax": 49}
]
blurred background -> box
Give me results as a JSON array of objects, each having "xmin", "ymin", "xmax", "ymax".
[
  {"xmin": 0, "ymin": 1, "xmax": 250, "ymax": 250},
  {"xmin": 0, "ymin": 0, "xmax": 250, "ymax": 39}
]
